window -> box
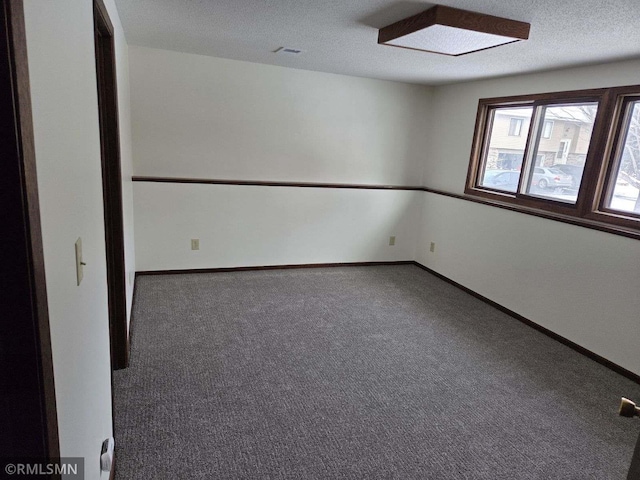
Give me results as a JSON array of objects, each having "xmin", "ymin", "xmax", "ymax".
[
  {"xmin": 522, "ymin": 103, "xmax": 597, "ymax": 204},
  {"xmin": 508, "ymin": 117, "xmax": 524, "ymax": 136},
  {"xmin": 478, "ymin": 106, "xmax": 531, "ymax": 191},
  {"xmin": 602, "ymin": 98, "xmax": 640, "ymax": 217},
  {"xmin": 466, "ymin": 85, "xmax": 640, "ymax": 237},
  {"xmin": 474, "ymin": 100, "xmax": 596, "ymax": 204}
]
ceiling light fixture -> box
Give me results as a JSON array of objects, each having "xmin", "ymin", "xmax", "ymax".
[{"xmin": 378, "ymin": 5, "xmax": 530, "ymax": 56}]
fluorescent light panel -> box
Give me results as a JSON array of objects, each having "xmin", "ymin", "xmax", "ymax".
[
  {"xmin": 378, "ymin": 5, "xmax": 530, "ymax": 56},
  {"xmin": 387, "ymin": 25, "xmax": 518, "ymax": 56}
]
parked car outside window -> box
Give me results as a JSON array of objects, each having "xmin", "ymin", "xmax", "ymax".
[
  {"xmin": 482, "ymin": 170, "xmax": 520, "ymax": 192},
  {"xmin": 532, "ymin": 167, "xmax": 572, "ymax": 190},
  {"xmin": 550, "ymin": 164, "xmax": 584, "ymax": 188}
]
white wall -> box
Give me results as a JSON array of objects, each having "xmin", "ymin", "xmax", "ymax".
[
  {"xmin": 130, "ymin": 47, "xmax": 431, "ymax": 270},
  {"xmin": 130, "ymin": 46, "xmax": 431, "ymax": 185},
  {"xmin": 134, "ymin": 183, "xmax": 420, "ymax": 271},
  {"xmin": 114, "ymin": 10, "xmax": 136, "ymax": 325},
  {"xmin": 23, "ymin": 0, "xmax": 134, "ymax": 476},
  {"xmin": 418, "ymin": 59, "xmax": 640, "ymax": 375}
]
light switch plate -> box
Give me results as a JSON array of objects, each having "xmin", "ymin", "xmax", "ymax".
[
  {"xmin": 191, "ymin": 238, "xmax": 200, "ymax": 250},
  {"xmin": 389, "ymin": 236, "xmax": 396, "ymax": 246},
  {"xmin": 75, "ymin": 237, "xmax": 84, "ymax": 285}
]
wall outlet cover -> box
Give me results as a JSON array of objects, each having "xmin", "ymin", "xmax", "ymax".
[{"xmin": 75, "ymin": 237, "xmax": 84, "ymax": 285}]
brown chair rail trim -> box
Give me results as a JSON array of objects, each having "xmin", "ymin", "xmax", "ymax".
[
  {"xmin": 131, "ymin": 176, "xmax": 424, "ymax": 191},
  {"xmin": 131, "ymin": 176, "xmax": 639, "ymax": 240}
]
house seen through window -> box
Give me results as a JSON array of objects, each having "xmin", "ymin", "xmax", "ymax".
[
  {"xmin": 477, "ymin": 103, "xmax": 596, "ymax": 204},
  {"xmin": 467, "ymin": 85, "xmax": 640, "ymax": 234}
]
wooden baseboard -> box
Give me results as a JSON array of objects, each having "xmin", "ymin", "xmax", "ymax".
[
  {"xmin": 134, "ymin": 259, "xmax": 639, "ymax": 385},
  {"xmin": 109, "ymin": 452, "xmax": 116, "ymax": 480},
  {"xmin": 125, "ymin": 280, "xmax": 138, "ymax": 359},
  {"xmin": 136, "ymin": 260, "xmax": 414, "ymax": 277},
  {"xmin": 411, "ymin": 261, "xmax": 640, "ymax": 385}
]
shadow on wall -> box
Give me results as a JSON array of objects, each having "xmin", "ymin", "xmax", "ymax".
[{"xmin": 392, "ymin": 88, "xmax": 432, "ymax": 185}]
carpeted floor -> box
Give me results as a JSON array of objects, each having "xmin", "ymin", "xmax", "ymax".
[{"xmin": 113, "ymin": 265, "xmax": 640, "ymax": 479}]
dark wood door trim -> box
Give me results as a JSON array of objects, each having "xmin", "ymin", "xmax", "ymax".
[
  {"xmin": 628, "ymin": 430, "xmax": 640, "ymax": 480},
  {"xmin": 94, "ymin": 0, "xmax": 128, "ymax": 370},
  {"xmin": 0, "ymin": 0, "xmax": 59, "ymax": 459}
]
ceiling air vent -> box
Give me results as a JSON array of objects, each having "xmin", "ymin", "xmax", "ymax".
[{"xmin": 274, "ymin": 47, "xmax": 303, "ymax": 55}]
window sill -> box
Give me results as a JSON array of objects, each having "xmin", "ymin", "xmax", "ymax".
[{"xmin": 431, "ymin": 186, "xmax": 640, "ymax": 241}]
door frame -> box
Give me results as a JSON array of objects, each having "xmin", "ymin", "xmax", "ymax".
[
  {"xmin": 629, "ymin": 429, "xmax": 640, "ymax": 479},
  {"xmin": 93, "ymin": 0, "xmax": 128, "ymax": 370},
  {"xmin": 0, "ymin": 0, "xmax": 59, "ymax": 459}
]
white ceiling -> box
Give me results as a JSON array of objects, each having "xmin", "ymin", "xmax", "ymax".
[{"xmin": 114, "ymin": 0, "xmax": 640, "ymax": 85}]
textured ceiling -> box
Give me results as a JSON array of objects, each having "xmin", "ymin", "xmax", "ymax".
[{"xmin": 114, "ymin": 0, "xmax": 640, "ymax": 85}]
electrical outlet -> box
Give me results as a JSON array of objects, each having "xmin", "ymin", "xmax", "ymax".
[
  {"xmin": 389, "ymin": 236, "xmax": 396, "ymax": 246},
  {"xmin": 191, "ymin": 239, "xmax": 200, "ymax": 251},
  {"xmin": 430, "ymin": 242, "xmax": 436, "ymax": 253}
]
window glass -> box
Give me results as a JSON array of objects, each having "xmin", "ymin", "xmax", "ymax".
[
  {"xmin": 509, "ymin": 118, "xmax": 524, "ymax": 136},
  {"xmin": 479, "ymin": 107, "xmax": 532, "ymax": 192},
  {"xmin": 522, "ymin": 103, "xmax": 597, "ymax": 203},
  {"xmin": 607, "ymin": 101, "xmax": 640, "ymax": 214},
  {"xmin": 467, "ymin": 86, "xmax": 640, "ymax": 234}
]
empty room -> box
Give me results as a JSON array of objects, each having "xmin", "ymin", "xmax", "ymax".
[{"xmin": 3, "ymin": 0, "xmax": 640, "ymax": 479}]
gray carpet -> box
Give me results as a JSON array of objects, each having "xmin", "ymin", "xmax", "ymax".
[{"xmin": 114, "ymin": 265, "xmax": 640, "ymax": 479}]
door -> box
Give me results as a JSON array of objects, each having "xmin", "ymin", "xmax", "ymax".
[
  {"xmin": 0, "ymin": 0, "xmax": 58, "ymax": 459},
  {"xmin": 557, "ymin": 139, "xmax": 571, "ymax": 161},
  {"xmin": 628, "ymin": 431, "xmax": 640, "ymax": 479},
  {"xmin": 93, "ymin": 0, "xmax": 128, "ymax": 370},
  {"xmin": 620, "ymin": 397, "xmax": 640, "ymax": 479}
]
